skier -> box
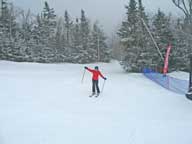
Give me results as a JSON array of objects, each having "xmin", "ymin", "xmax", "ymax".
[{"xmin": 84, "ymin": 66, "xmax": 107, "ymax": 97}]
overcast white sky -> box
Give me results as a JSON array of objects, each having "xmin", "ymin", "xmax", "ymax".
[{"xmin": 11, "ymin": 0, "xmax": 182, "ymax": 35}]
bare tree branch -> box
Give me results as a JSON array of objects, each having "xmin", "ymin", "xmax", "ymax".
[
  {"xmin": 172, "ymin": 0, "xmax": 192, "ymax": 23},
  {"xmin": 172, "ymin": 0, "xmax": 189, "ymax": 16},
  {"xmin": 189, "ymin": 0, "xmax": 192, "ymax": 17},
  {"xmin": 182, "ymin": 0, "xmax": 190, "ymax": 14}
]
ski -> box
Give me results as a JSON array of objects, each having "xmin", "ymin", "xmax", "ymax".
[
  {"xmin": 89, "ymin": 94, "xmax": 96, "ymax": 97},
  {"xmin": 89, "ymin": 93, "xmax": 100, "ymax": 97},
  {"xmin": 95, "ymin": 94, "xmax": 100, "ymax": 98}
]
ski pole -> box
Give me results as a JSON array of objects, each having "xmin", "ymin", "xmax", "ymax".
[
  {"xmin": 81, "ymin": 68, "xmax": 86, "ymax": 83},
  {"xmin": 101, "ymin": 79, "xmax": 106, "ymax": 93}
]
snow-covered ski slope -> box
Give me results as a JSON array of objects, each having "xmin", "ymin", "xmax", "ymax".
[{"xmin": 0, "ymin": 60, "xmax": 192, "ymax": 144}]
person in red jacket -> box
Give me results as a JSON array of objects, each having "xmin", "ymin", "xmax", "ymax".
[{"xmin": 85, "ymin": 66, "xmax": 107, "ymax": 96}]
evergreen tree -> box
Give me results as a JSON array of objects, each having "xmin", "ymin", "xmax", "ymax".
[
  {"xmin": 72, "ymin": 18, "xmax": 81, "ymax": 49},
  {"xmin": 171, "ymin": 18, "xmax": 191, "ymax": 71},
  {"xmin": 0, "ymin": 1, "xmax": 18, "ymax": 60},
  {"xmin": 118, "ymin": 0, "xmax": 137, "ymax": 71},
  {"xmin": 0, "ymin": 1, "xmax": 111, "ymax": 64},
  {"xmin": 152, "ymin": 9, "xmax": 174, "ymax": 69},
  {"xmin": 42, "ymin": 1, "xmax": 56, "ymax": 45},
  {"xmin": 118, "ymin": 0, "xmax": 138, "ymax": 39},
  {"xmin": 90, "ymin": 21, "xmax": 110, "ymax": 62},
  {"xmin": 136, "ymin": 0, "xmax": 154, "ymax": 69},
  {"xmin": 80, "ymin": 9, "xmax": 90, "ymax": 50},
  {"xmin": 64, "ymin": 10, "xmax": 73, "ymax": 47},
  {"xmin": 55, "ymin": 17, "xmax": 66, "ymax": 58},
  {"xmin": 32, "ymin": 1, "xmax": 57, "ymax": 62},
  {"xmin": 73, "ymin": 9, "xmax": 91, "ymax": 63},
  {"xmin": 16, "ymin": 10, "xmax": 35, "ymax": 61},
  {"xmin": 118, "ymin": 0, "xmax": 150, "ymax": 72}
]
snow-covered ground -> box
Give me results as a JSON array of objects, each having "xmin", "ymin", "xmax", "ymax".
[
  {"xmin": 0, "ymin": 61, "xmax": 192, "ymax": 144},
  {"xmin": 169, "ymin": 72, "xmax": 189, "ymax": 81}
]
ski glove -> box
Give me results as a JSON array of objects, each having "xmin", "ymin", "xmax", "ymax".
[
  {"xmin": 104, "ymin": 77, "xmax": 107, "ymax": 80},
  {"xmin": 84, "ymin": 66, "xmax": 88, "ymax": 69}
]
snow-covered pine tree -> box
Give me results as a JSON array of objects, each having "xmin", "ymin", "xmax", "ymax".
[
  {"xmin": 64, "ymin": 10, "xmax": 73, "ymax": 47},
  {"xmin": 90, "ymin": 21, "xmax": 110, "ymax": 62},
  {"xmin": 0, "ymin": 1, "xmax": 110, "ymax": 64},
  {"xmin": 152, "ymin": 9, "xmax": 174, "ymax": 71},
  {"xmin": 75, "ymin": 9, "xmax": 91, "ymax": 63},
  {"xmin": 30, "ymin": 14, "xmax": 46, "ymax": 62},
  {"xmin": 170, "ymin": 18, "xmax": 191, "ymax": 71},
  {"xmin": 0, "ymin": 0, "xmax": 18, "ymax": 60},
  {"xmin": 65, "ymin": 18, "xmax": 82, "ymax": 63},
  {"xmin": 136, "ymin": 0, "xmax": 154, "ymax": 70},
  {"xmin": 54, "ymin": 17, "xmax": 67, "ymax": 62},
  {"xmin": 0, "ymin": 0, "xmax": 8, "ymax": 56},
  {"xmin": 118, "ymin": 0, "xmax": 144, "ymax": 72},
  {"xmin": 16, "ymin": 10, "xmax": 37, "ymax": 62},
  {"xmin": 72, "ymin": 18, "xmax": 81, "ymax": 50},
  {"xmin": 43, "ymin": 1, "xmax": 56, "ymax": 37},
  {"xmin": 33, "ymin": 1, "xmax": 57, "ymax": 62},
  {"xmin": 80, "ymin": 9, "xmax": 90, "ymax": 50},
  {"xmin": 61, "ymin": 10, "xmax": 77, "ymax": 62}
]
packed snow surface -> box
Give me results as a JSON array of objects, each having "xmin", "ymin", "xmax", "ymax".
[{"xmin": 0, "ymin": 61, "xmax": 192, "ymax": 144}]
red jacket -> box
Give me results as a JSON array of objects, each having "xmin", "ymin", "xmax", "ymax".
[{"xmin": 87, "ymin": 68, "xmax": 105, "ymax": 80}]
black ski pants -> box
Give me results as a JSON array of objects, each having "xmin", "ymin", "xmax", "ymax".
[{"xmin": 92, "ymin": 79, "xmax": 100, "ymax": 93}]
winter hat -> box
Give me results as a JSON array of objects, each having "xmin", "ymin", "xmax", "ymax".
[{"xmin": 95, "ymin": 66, "xmax": 99, "ymax": 70}]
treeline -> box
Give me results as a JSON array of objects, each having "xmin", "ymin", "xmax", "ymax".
[
  {"xmin": 0, "ymin": 0, "xmax": 110, "ymax": 63},
  {"xmin": 117, "ymin": 0, "xmax": 192, "ymax": 72}
]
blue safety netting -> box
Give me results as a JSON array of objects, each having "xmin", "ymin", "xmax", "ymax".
[{"xmin": 143, "ymin": 68, "xmax": 188, "ymax": 95}]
